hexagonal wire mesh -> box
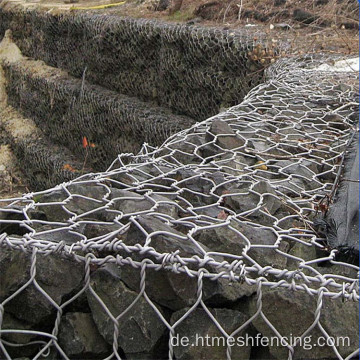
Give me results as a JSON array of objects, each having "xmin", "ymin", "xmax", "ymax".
[{"xmin": 0, "ymin": 54, "xmax": 359, "ymax": 359}]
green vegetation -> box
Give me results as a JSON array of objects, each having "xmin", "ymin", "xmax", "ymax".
[{"xmin": 167, "ymin": 9, "xmax": 195, "ymax": 22}]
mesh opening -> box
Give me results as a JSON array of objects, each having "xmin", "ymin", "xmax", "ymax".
[{"xmin": 0, "ymin": 50, "xmax": 359, "ymax": 359}]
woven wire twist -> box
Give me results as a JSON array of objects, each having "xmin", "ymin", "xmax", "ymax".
[{"xmin": 0, "ymin": 50, "xmax": 359, "ymax": 359}]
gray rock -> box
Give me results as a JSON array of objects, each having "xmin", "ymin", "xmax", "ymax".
[
  {"xmin": 274, "ymin": 159, "xmax": 318, "ymax": 174},
  {"xmin": 167, "ymin": 134, "xmax": 204, "ymax": 165},
  {"xmin": 122, "ymin": 258, "xmax": 251, "ymax": 312},
  {"xmin": 174, "ymin": 169, "xmax": 216, "ymax": 206},
  {"xmin": 206, "ymin": 119, "xmax": 245, "ymax": 151},
  {"xmin": 277, "ymin": 161, "xmax": 319, "ymax": 191},
  {"xmin": 157, "ymin": 0, "xmax": 171, "ymax": 11},
  {"xmin": 1, "ymin": 312, "xmax": 34, "ymax": 348},
  {"xmin": 37, "ymin": 183, "xmax": 109, "ymax": 221},
  {"xmin": 316, "ymin": 161, "xmax": 336, "ymax": 182},
  {"xmin": 224, "ymin": 180, "xmax": 283, "ymax": 220},
  {"xmin": 125, "ymin": 352, "xmax": 169, "ymax": 360},
  {"xmin": 119, "ymin": 264, "xmax": 198, "ymax": 311},
  {"xmin": 170, "ymin": 308, "xmax": 252, "ymax": 360},
  {"xmin": 87, "ymin": 264, "xmax": 166, "ymax": 354},
  {"xmin": 38, "ymin": 185, "xmax": 178, "ymax": 223},
  {"xmin": 248, "ymin": 288, "xmax": 359, "ymax": 359},
  {"xmin": 0, "ymin": 246, "xmax": 28, "ymax": 301},
  {"xmin": 250, "ymin": 344, "xmax": 277, "ymax": 359},
  {"xmin": 274, "ymin": 23, "xmax": 292, "ymax": 31},
  {"xmin": 198, "ymin": 220, "xmax": 289, "ymax": 269},
  {"xmin": 58, "ymin": 312, "xmax": 109, "ymax": 357},
  {"xmin": 121, "ymin": 216, "xmax": 255, "ymax": 310},
  {"xmin": 109, "ymin": 171, "xmax": 139, "ymax": 188},
  {"xmin": 275, "ymin": 177, "xmax": 308, "ymax": 197},
  {"xmin": 125, "ymin": 215, "xmax": 203, "ymax": 255},
  {"xmin": 200, "ymin": 142, "xmax": 223, "ymax": 161},
  {"xmin": 106, "ymin": 189, "xmax": 178, "ymax": 220},
  {"xmin": 0, "ymin": 246, "xmax": 84, "ymax": 324},
  {"xmin": 32, "ymin": 226, "xmax": 83, "ymax": 245},
  {"xmin": 248, "ymin": 139, "xmax": 270, "ymax": 153},
  {"xmin": 288, "ymin": 241, "xmax": 358, "ymax": 279},
  {"xmin": 107, "ymin": 188, "xmax": 147, "ymax": 218},
  {"xmin": 125, "ymin": 353, "xmax": 158, "ymax": 360},
  {"xmin": 253, "ymin": 181, "xmax": 283, "ymax": 214},
  {"xmin": 323, "ymin": 113, "xmax": 348, "ymax": 131},
  {"xmin": 0, "ymin": 206, "xmax": 45, "ymax": 236},
  {"xmin": 192, "ymin": 204, "xmax": 226, "ymax": 218},
  {"xmin": 33, "ymin": 201, "xmax": 70, "ymax": 223},
  {"xmin": 288, "ymin": 242, "xmax": 317, "ymax": 267},
  {"xmin": 293, "ymin": 8, "xmax": 319, "ymax": 25},
  {"xmin": 121, "ymin": 215, "xmax": 203, "ymax": 310},
  {"xmin": 83, "ymin": 223, "xmax": 123, "ymax": 240},
  {"xmin": 222, "ymin": 154, "xmax": 255, "ymax": 176}
]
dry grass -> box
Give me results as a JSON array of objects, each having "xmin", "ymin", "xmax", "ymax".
[
  {"xmin": 98, "ymin": 0, "xmax": 358, "ymax": 55},
  {"xmin": 179, "ymin": 0, "xmax": 359, "ymax": 26}
]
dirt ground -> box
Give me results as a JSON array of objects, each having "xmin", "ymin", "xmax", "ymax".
[
  {"xmin": 12, "ymin": 0, "xmax": 356, "ymax": 54},
  {"xmin": 0, "ymin": 0, "xmax": 358, "ymax": 200},
  {"xmin": 105, "ymin": 0, "xmax": 359, "ymax": 55},
  {"xmin": 1, "ymin": 0, "xmax": 358, "ymax": 54}
]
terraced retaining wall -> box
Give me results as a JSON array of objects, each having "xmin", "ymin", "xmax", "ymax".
[
  {"xmin": 0, "ymin": 5, "xmax": 359, "ymax": 360},
  {"xmin": 0, "ymin": 5, "xmax": 273, "ymax": 189},
  {"xmin": 0, "ymin": 55, "xmax": 359, "ymax": 360},
  {"xmin": 0, "ymin": 7, "xmax": 267, "ymax": 120},
  {"xmin": 3, "ymin": 58, "xmax": 194, "ymax": 169}
]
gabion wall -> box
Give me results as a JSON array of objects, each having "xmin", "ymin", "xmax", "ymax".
[
  {"xmin": 0, "ymin": 7, "xmax": 269, "ymax": 120},
  {"xmin": 2, "ymin": 57, "xmax": 194, "ymax": 176},
  {"xmin": 0, "ymin": 53, "xmax": 358, "ymax": 360}
]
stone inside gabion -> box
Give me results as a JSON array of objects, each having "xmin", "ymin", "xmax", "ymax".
[
  {"xmin": 0, "ymin": 8, "xmax": 273, "ymax": 121},
  {"xmin": 0, "ymin": 9, "xmax": 278, "ymax": 189},
  {"xmin": 0, "ymin": 7, "xmax": 359, "ymax": 360}
]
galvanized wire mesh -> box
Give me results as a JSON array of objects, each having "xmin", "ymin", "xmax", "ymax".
[
  {"xmin": 0, "ymin": 8, "xmax": 282, "ymax": 189},
  {"xmin": 0, "ymin": 9, "xmax": 272, "ymax": 121},
  {"xmin": 0, "ymin": 55, "xmax": 359, "ymax": 360}
]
